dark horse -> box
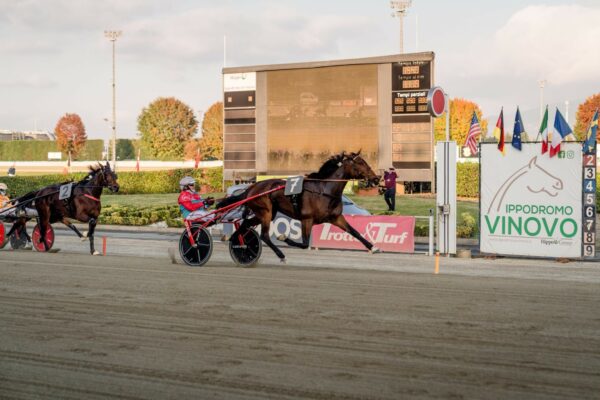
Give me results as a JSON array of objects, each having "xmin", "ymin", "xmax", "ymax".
[
  {"xmin": 216, "ymin": 151, "xmax": 380, "ymax": 262},
  {"xmin": 30, "ymin": 162, "xmax": 119, "ymax": 254}
]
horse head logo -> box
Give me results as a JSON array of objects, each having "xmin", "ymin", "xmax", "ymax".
[{"xmin": 487, "ymin": 156, "xmax": 564, "ymax": 213}]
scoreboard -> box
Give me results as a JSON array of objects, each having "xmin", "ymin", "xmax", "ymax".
[{"xmin": 391, "ymin": 60, "xmax": 431, "ymax": 115}]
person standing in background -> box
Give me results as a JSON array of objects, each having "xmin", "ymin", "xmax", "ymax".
[{"xmin": 383, "ymin": 167, "xmax": 397, "ymax": 211}]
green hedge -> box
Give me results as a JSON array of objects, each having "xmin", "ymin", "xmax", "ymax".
[
  {"xmin": 2, "ymin": 167, "xmax": 223, "ymax": 198},
  {"xmin": 98, "ymin": 204, "xmax": 183, "ymax": 227},
  {"xmin": 456, "ymin": 163, "xmax": 479, "ymax": 198},
  {"xmin": 0, "ymin": 139, "xmax": 104, "ymax": 161}
]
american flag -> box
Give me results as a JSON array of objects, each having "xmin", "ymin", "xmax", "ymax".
[{"xmin": 465, "ymin": 111, "xmax": 481, "ymax": 155}]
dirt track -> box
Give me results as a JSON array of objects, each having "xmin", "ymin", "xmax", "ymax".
[{"xmin": 1, "ymin": 250, "xmax": 599, "ymax": 399}]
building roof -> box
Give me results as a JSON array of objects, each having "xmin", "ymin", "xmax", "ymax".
[{"xmin": 222, "ymin": 51, "xmax": 435, "ymax": 74}]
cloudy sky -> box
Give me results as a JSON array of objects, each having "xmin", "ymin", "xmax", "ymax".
[{"xmin": 1, "ymin": 0, "xmax": 599, "ymax": 141}]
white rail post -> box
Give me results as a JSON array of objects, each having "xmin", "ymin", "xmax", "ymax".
[{"xmin": 428, "ymin": 208, "xmax": 434, "ymax": 256}]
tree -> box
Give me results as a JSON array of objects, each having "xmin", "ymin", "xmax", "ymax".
[
  {"xmin": 574, "ymin": 93, "xmax": 600, "ymax": 141},
  {"xmin": 198, "ymin": 101, "xmax": 223, "ymax": 160},
  {"xmin": 55, "ymin": 113, "xmax": 87, "ymax": 162},
  {"xmin": 434, "ymin": 98, "xmax": 488, "ymax": 145},
  {"xmin": 137, "ymin": 97, "xmax": 198, "ymax": 160}
]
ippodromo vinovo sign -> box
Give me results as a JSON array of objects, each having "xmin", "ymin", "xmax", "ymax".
[{"xmin": 480, "ymin": 142, "xmax": 584, "ymax": 258}]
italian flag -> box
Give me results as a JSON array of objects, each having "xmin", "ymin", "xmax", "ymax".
[{"xmin": 540, "ymin": 106, "xmax": 549, "ymax": 154}]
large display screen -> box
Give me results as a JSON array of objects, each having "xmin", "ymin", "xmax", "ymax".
[{"xmin": 266, "ymin": 64, "xmax": 379, "ymax": 173}]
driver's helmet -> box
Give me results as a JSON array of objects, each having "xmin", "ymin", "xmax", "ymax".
[
  {"xmin": 179, "ymin": 176, "xmax": 196, "ymax": 191},
  {"xmin": 0, "ymin": 182, "xmax": 7, "ymax": 194}
]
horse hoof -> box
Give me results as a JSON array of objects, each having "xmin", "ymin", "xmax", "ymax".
[
  {"xmin": 277, "ymin": 234, "xmax": 287, "ymax": 241},
  {"xmin": 280, "ymin": 258, "xmax": 287, "ymax": 264},
  {"xmin": 92, "ymin": 250, "xmax": 100, "ymax": 256},
  {"xmin": 370, "ymin": 247, "xmax": 381, "ymax": 254},
  {"xmin": 82, "ymin": 231, "xmax": 88, "ymax": 238}
]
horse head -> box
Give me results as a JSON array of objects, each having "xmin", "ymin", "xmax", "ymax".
[
  {"xmin": 102, "ymin": 161, "xmax": 120, "ymax": 193},
  {"xmin": 525, "ymin": 156, "xmax": 563, "ymax": 197},
  {"xmin": 342, "ymin": 151, "xmax": 380, "ymax": 187},
  {"xmin": 89, "ymin": 162, "xmax": 119, "ymax": 193}
]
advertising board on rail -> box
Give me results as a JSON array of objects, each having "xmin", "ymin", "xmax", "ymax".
[
  {"xmin": 311, "ymin": 216, "xmax": 416, "ymax": 253},
  {"xmin": 480, "ymin": 142, "xmax": 583, "ymax": 258}
]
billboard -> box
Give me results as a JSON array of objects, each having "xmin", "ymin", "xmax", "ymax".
[
  {"xmin": 311, "ymin": 215, "xmax": 416, "ymax": 253},
  {"xmin": 480, "ymin": 142, "xmax": 582, "ymax": 258}
]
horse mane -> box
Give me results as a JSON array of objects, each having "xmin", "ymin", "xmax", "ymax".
[
  {"xmin": 75, "ymin": 164, "xmax": 103, "ymax": 185},
  {"xmin": 306, "ymin": 152, "xmax": 346, "ymax": 179}
]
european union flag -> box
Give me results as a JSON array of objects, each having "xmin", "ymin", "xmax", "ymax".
[
  {"xmin": 511, "ymin": 107, "xmax": 524, "ymax": 150},
  {"xmin": 582, "ymin": 109, "xmax": 598, "ymax": 154}
]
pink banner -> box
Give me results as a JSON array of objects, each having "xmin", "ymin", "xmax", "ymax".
[{"xmin": 311, "ymin": 215, "xmax": 416, "ymax": 253}]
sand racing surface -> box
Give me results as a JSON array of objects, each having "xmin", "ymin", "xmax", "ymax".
[{"xmin": 1, "ymin": 247, "xmax": 599, "ymax": 399}]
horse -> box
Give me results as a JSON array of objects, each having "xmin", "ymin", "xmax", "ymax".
[
  {"xmin": 487, "ymin": 156, "xmax": 563, "ymax": 213},
  {"xmin": 33, "ymin": 162, "xmax": 119, "ymax": 254},
  {"xmin": 216, "ymin": 151, "xmax": 380, "ymax": 262}
]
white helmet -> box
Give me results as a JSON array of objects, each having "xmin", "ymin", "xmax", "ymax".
[
  {"xmin": 0, "ymin": 183, "xmax": 7, "ymax": 191},
  {"xmin": 179, "ymin": 176, "xmax": 196, "ymax": 190}
]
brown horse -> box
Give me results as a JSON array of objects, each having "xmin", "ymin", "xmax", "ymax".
[
  {"xmin": 33, "ymin": 162, "xmax": 119, "ymax": 254},
  {"xmin": 216, "ymin": 151, "xmax": 380, "ymax": 262}
]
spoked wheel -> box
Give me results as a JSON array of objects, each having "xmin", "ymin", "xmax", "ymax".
[
  {"xmin": 32, "ymin": 224, "xmax": 55, "ymax": 252},
  {"xmin": 10, "ymin": 224, "xmax": 28, "ymax": 249},
  {"xmin": 179, "ymin": 226, "xmax": 213, "ymax": 267},
  {"xmin": 229, "ymin": 227, "xmax": 262, "ymax": 267}
]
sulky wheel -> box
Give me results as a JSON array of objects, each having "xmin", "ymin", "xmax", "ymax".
[
  {"xmin": 229, "ymin": 227, "xmax": 262, "ymax": 267},
  {"xmin": 32, "ymin": 224, "xmax": 55, "ymax": 252},
  {"xmin": 179, "ymin": 225, "xmax": 213, "ymax": 267},
  {"xmin": 0, "ymin": 223, "xmax": 5, "ymax": 248},
  {"xmin": 10, "ymin": 224, "xmax": 28, "ymax": 249}
]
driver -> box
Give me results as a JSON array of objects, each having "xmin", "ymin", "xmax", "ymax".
[
  {"xmin": 0, "ymin": 183, "xmax": 9, "ymax": 209},
  {"xmin": 178, "ymin": 176, "xmax": 214, "ymax": 222}
]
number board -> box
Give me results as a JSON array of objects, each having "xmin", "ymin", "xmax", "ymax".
[
  {"xmin": 391, "ymin": 60, "xmax": 431, "ymax": 115},
  {"xmin": 285, "ymin": 176, "xmax": 304, "ymax": 196},
  {"xmin": 59, "ymin": 183, "xmax": 73, "ymax": 200},
  {"xmin": 391, "ymin": 91, "xmax": 429, "ymax": 115},
  {"xmin": 392, "ymin": 61, "xmax": 431, "ymax": 91},
  {"xmin": 582, "ymin": 150, "xmax": 597, "ymax": 258}
]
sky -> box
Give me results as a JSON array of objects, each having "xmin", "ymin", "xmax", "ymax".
[{"xmin": 1, "ymin": 0, "xmax": 599, "ymax": 141}]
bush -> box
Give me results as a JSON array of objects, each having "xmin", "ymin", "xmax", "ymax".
[
  {"xmin": 457, "ymin": 212, "xmax": 478, "ymax": 238},
  {"xmin": 456, "ymin": 162, "xmax": 479, "ymax": 198},
  {"xmin": 98, "ymin": 204, "xmax": 184, "ymax": 227},
  {"xmin": 2, "ymin": 167, "xmax": 223, "ymax": 198}
]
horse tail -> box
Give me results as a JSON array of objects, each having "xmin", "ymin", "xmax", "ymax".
[{"xmin": 216, "ymin": 190, "xmax": 249, "ymax": 209}]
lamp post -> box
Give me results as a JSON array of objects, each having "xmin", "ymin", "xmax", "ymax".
[
  {"xmin": 390, "ymin": 0, "xmax": 412, "ymax": 54},
  {"xmin": 104, "ymin": 30, "xmax": 122, "ymax": 170}
]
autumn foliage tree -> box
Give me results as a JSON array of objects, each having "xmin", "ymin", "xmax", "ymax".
[
  {"xmin": 137, "ymin": 97, "xmax": 198, "ymax": 160},
  {"xmin": 574, "ymin": 93, "xmax": 600, "ymax": 141},
  {"xmin": 198, "ymin": 101, "xmax": 223, "ymax": 160},
  {"xmin": 434, "ymin": 98, "xmax": 488, "ymax": 145},
  {"xmin": 54, "ymin": 113, "xmax": 87, "ymax": 161}
]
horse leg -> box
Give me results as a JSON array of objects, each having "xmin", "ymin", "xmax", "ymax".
[
  {"xmin": 88, "ymin": 218, "xmax": 99, "ymax": 255},
  {"xmin": 330, "ymin": 215, "xmax": 380, "ymax": 253},
  {"xmin": 62, "ymin": 218, "xmax": 86, "ymax": 241},
  {"xmin": 37, "ymin": 214, "xmax": 51, "ymax": 252},
  {"xmin": 278, "ymin": 218, "xmax": 312, "ymax": 249},
  {"xmin": 255, "ymin": 212, "xmax": 287, "ymax": 262}
]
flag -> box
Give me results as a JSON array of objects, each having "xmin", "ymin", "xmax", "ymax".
[
  {"xmin": 550, "ymin": 108, "xmax": 572, "ymax": 157},
  {"xmin": 194, "ymin": 148, "xmax": 201, "ymax": 169},
  {"xmin": 135, "ymin": 149, "xmax": 140, "ymax": 172},
  {"xmin": 493, "ymin": 108, "xmax": 505, "ymax": 155},
  {"xmin": 582, "ymin": 109, "xmax": 598, "ymax": 153},
  {"xmin": 465, "ymin": 111, "xmax": 481, "ymax": 155},
  {"xmin": 540, "ymin": 106, "xmax": 549, "ymax": 154},
  {"xmin": 512, "ymin": 107, "xmax": 524, "ymax": 151}
]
